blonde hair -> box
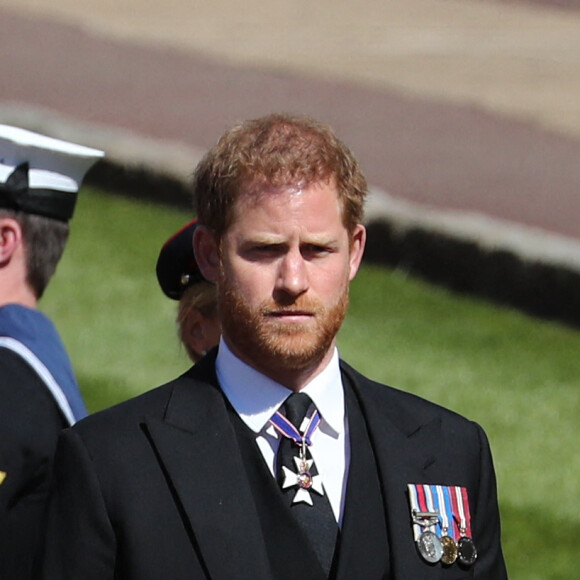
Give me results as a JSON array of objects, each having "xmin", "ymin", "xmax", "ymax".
[{"xmin": 176, "ymin": 281, "xmax": 217, "ymax": 362}]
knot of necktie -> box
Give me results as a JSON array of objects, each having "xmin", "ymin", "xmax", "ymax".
[{"xmin": 283, "ymin": 392, "xmax": 312, "ymax": 432}]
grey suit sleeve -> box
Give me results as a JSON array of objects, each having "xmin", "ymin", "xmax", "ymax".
[
  {"xmin": 471, "ymin": 423, "xmax": 508, "ymax": 579},
  {"xmin": 35, "ymin": 428, "xmax": 116, "ymax": 580}
]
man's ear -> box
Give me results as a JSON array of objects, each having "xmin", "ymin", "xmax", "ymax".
[
  {"xmin": 0, "ymin": 218, "xmax": 22, "ymax": 266},
  {"xmin": 348, "ymin": 224, "xmax": 366, "ymax": 281},
  {"xmin": 193, "ymin": 225, "xmax": 220, "ymax": 283}
]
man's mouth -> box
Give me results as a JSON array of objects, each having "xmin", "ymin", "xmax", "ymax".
[{"xmin": 267, "ymin": 309, "xmax": 314, "ymax": 320}]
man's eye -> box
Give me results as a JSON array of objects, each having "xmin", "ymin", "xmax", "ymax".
[
  {"xmin": 256, "ymin": 244, "xmax": 279, "ymax": 253},
  {"xmin": 302, "ymin": 244, "xmax": 331, "ymax": 257},
  {"xmin": 245, "ymin": 244, "xmax": 281, "ymax": 259}
]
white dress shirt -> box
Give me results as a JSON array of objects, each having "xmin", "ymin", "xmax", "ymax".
[{"xmin": 216, "ymin": 338, "xmax": 350, "ymax": 524}]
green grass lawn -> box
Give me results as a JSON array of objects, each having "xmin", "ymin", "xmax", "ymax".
[{"xmin": 42, "ymin": 187, "xmax": 580, "ymax": 579}]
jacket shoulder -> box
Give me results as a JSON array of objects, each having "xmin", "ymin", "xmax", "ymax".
[
  {"xmin": 339, "ymin": 359, "xmax": 481, "ymax": 435},
  {"xmin": 72, "ymin": 366, "xmax": 203, "ymax": 438}
]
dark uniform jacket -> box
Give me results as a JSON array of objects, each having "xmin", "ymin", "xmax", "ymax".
[
  {"xmin": 37, "ymin": 353, "xmax": 507, "ymax": 579},
  {"xmin": 0, "ymin": 305, "xmax": 86, "ymax": 579}
]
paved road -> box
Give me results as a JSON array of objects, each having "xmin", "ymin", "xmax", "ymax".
[{"xmin": 1, "ymin": 0, "xmax": 579, "ymax": 258}]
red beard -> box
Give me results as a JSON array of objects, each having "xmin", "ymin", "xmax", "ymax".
[{"xmin": 219, "ymin": 272, "xmax": 349, "ymax": 375}]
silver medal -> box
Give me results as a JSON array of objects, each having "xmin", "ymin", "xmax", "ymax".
[{"xmin": 417, "ymin": 530, "xmax": 443, "ymax": 564}]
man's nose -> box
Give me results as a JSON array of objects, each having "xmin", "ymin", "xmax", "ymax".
[{"xmin": 275, "ymin": 249, "xmax": 309, "ymax": 298}]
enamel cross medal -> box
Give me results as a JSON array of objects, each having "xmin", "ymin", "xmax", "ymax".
[
  {"xmin": 270, "ymin": 407, "xmax": 325, "ymax": 505},
  {"xmin": 281, "ymin": 438, "xmax": 325, "ymax": 505}
]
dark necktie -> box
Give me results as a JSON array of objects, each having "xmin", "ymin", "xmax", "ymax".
[{"xmin": 276, "ymin": 392, "xmax": 339, "ymax": 576}]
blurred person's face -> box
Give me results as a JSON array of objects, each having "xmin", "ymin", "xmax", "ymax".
[
  {"xmin": 216, "ymin": 181, "xmax": 365, "ymax": 389},
  {"xmin": 200, "ymin": 315, "xmax": 221, "ymax": 355},
  {"xmin": 182, "ymin": 310, "xmax": 221, "ymax": 363}
]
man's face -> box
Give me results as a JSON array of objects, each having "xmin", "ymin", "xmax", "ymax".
[{"xmin": 216, "ymin": 181, "xmax": 365, "ymax": 387}]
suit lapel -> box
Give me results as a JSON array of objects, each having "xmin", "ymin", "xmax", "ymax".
[
  {"xmin": 341, "ymin": 361, "xmax": 446, "ymax": 579},
  {"xmin": 143, "ymin": 356, "xmax": 271, "ymax": 580},
  {"xmin": 333, "ymin": 380, "xmax": 389, "ymax": 580}
]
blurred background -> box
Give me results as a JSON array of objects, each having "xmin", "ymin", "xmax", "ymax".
[{"xmin": 1, "ymin": 0, "xmax": 579, "ymax": 577}]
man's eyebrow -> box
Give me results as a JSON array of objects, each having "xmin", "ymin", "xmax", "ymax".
[
  {"xmin": 301, "ymin": 234, "xmax": 340, "ymax": 247},
  {"xmin": 241, "ymin": 234, "xmax": 286, "ymax": 246},
  {"xmin": 246, "ymin": 235, "xmax": 339, "ymax": 247}
]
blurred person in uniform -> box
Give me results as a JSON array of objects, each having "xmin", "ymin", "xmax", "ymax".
[
  {"xmin": 0, "ymin": 125, "xmax": 103, "ymax": 578},
  {"xmin": 156, "ymin": 219, "xmax": 220, "ymax": 363},
  {"xmin": 38, "ymin": 114, "xmax": 507, "ymax": 579}
]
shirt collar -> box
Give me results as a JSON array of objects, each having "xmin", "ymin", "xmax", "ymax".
[{"xmin": 216, "ymin": 337, "xmax": 344, "ymax": 436}]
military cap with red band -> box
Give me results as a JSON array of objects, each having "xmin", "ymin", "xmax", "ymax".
[{"xmin": 156, "ymin": 219, "xmax": 206, "ymax": 300}]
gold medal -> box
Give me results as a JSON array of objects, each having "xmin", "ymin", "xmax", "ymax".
[{"xmin": 440, "ymin": 534, "xmax": 458, "ymax": 565}]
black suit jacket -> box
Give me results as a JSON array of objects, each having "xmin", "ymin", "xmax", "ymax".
[
  {"xmin": 0, "ymin": 349, "xmax": 67, "ymax": 580},
  {"xmin": 37, "ymin": 354, "xmax": 507, "ymax": 579}
]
